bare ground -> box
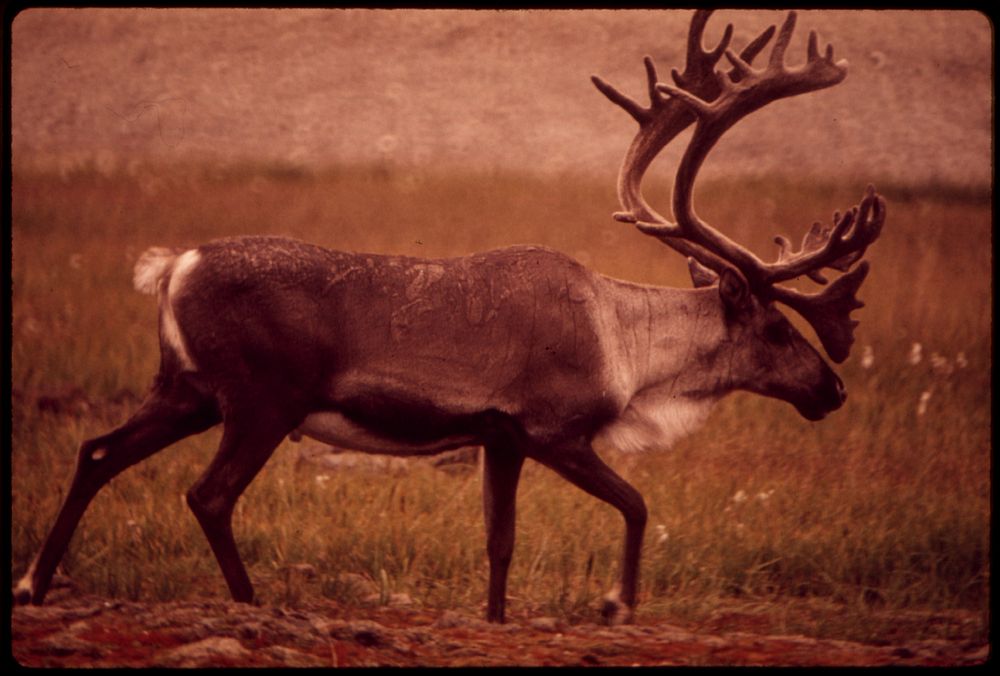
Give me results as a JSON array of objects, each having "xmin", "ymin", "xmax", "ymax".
[{"xmin": 10, "ymin": 585, "xmax": 988, "ymax": 668}]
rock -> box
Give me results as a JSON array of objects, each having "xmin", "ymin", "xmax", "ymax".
[
  {"xmin": 159, "ymin": 637, "xmax": 251, "ymax": 667},
  {"xmin": 362, "ymin": 592, "xmax": 415, "ymax": 607},
  {"xmin": 36, "ymin": 630, "xmax": 103, "ymax": 658},
  {"xmin": 325, "ymin": 619, "xmax": 393, "ymax": 647},
  {"xmin": 15, "ymin": 602, "xmax": 102, "ymax": 624},
  {"xmin": 238, "ymin": 621, "xmax": 264, "ymax": 640},
  {"xmin": 529, "ymin": 616, "xmax": 565, "ymax": 633},
  {"xmin": 282, "ymin": 563, "xmax": 318, "ymax": 579},
  {"xmin": 171, "ymin": 624, "xmax": 215, "ymax": 643},
  {"xmin": 434, "ymin": 609, "xmax": 494, "ymax": 630},
  {"xmin": 403, "ymin": 628, "xmax": 435, "ymax": 644},
  {"xmin": 331, "ymin": 572, "xmax": 379, "ymax": 599},
  {"xmin": 264, "ymin": 645, "xmax": 329, "ymax": 667}
]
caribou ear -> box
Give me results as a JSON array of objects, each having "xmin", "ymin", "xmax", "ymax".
[
  {"xmin": 718, "ymin": 267, "xmax": 751, "ymax": 314},
  {"xmin": 687, "ymin": 257, "xmax": 719, "ymax": 288}
]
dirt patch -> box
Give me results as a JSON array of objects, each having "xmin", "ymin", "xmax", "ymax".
[{"xmin": 11, "ymin": 589, "xmax": 988, "ymax": 667}]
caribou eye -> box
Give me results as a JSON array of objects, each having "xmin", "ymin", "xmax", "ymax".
[{"xmin": 764, "ymin": 321, "xmax": 794, "ymax": 345}]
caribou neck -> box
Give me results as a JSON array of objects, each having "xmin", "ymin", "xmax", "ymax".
[{"xmin": 601, "ymin": 278, "xmax": 730, "ymax": 402}]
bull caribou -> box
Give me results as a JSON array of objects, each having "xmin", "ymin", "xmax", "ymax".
[{"xmin": 15, "ymin": 10, "xmax": 884, "ymax": 624}]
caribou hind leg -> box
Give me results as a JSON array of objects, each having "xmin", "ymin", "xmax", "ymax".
[
  {"xmin": 536, "ymin": 441, "xmax": 648, "ymax": 625},
  {"xmin": 14, "ymin": 376, "xmax": 220, "ymax": 605},
  {"xmin": 185, "ymin": 400, "xmax": 301, "ymax": 604}
]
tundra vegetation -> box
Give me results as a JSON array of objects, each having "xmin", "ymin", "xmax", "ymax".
[{"xmin": 10, "ymin": 163, "xmax": 990, "ymax": 643}]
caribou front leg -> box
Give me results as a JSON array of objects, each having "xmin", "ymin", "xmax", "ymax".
[
  {"xmin": 537, "ymin": 442, "xmax": 647, "ymax": 625},
  {"xmin": 482, "ymin": 444, "xmax": 525, "ymax": 623}
]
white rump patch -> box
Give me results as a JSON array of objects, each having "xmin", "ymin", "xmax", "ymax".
[
  {"xmin": 133, "ymin": 247, "xmax": 179, "ymax": 295},
  {"xmin": 162, "ymin": 249, "xmax": 201, "ymax": 371},
  {"xmin": 596, "ymin": 393, "xmax": 715, "ymax": 454}
]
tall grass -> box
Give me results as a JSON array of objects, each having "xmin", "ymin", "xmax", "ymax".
[{"xmin": 9, "ymin": 164, "xmax": 990, "ymax": 643}]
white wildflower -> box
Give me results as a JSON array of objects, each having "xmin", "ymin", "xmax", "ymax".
[
  {"xmin": 860, "ymin": 345, "xmax": 874, "ymax": 370},
  {"xmin": 956, "ymin": 352, "xmax": 968, "ymax": 369},
  {"xmin": 731, "ymin": 489, "xmax": 748, "ymax": 505},
  {"xmin": 756, "ymin": 489, "xmax": 775, "ymax": 503},
  {"xmin": 654, "ymin": 524, "xmax": 669, "ymax": 545},
  {"xmin": 126, "ymin": 519, "xmax": 142, "ymax": 541},
  {"xmin": 916, "ymin": 389, "xmax": 932, "ymax": 417},
  {"xmin": 930, "ymin": 352, "xmax": 953, "ymax": 377},
  {"xmin": 907, "ymin": 342, "xmax": 923, "ymax": 366}
]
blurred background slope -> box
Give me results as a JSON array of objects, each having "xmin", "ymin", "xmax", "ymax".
[{"xmin": 10, "ymin": 9, "xmax": 992, "ymax": 189}]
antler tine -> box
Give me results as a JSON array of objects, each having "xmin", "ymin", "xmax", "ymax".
[
  {"xmin": 592, "ymin": 75, "xmax": 649, "ymax": 125},
  {"xmin": 768, "ymin": 10, "xmax": 798, "ymax": 69},
  {"xmin": 729, "ymin": 23, "xmax": 776, "ymax": 84}
]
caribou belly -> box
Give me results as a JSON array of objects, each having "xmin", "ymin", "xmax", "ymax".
[{"xmin": 296, "ymin": 411, "xmax": 477, "ymax": 456}]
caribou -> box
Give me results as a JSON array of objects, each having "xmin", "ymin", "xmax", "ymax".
[{"xmin": 15, "ymin": 10, "xmax": 884, "ymax": 624}]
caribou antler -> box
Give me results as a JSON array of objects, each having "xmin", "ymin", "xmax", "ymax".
[
  {"xmin": 594, "ymin": 10, "xmax": 886, "ymax": 363},
  {"xmin": 772, "ymin": 184, "xmax": 884, "ymax": 285},
  {"xmin": 772, "ymin": 261, "xmax": 869, "ymax": 363},
  {"xmin": 769, "ymin": 185, "xmax": 884, "ymax": 362},
  {"xmin": 592, "ymin": 10, "xmax": 774, "ymax": 273}
]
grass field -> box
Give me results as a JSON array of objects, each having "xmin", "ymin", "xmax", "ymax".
[{"xmin": 9, "ymin": 163, "xmax": 991, "ymax": 643}]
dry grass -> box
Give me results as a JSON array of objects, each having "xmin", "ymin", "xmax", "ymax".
[{"xmin": 9, "ymin": 164, "xmax": 991, "ymax": 643}]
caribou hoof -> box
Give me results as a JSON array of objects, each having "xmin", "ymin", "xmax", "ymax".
[
  {"xmin": 13, "ymin": 587, "xmax": 32, "ymax": 606},
  {"xmin": 12, "ymin": 579, "xmax": 35, "ymax": 606},
  {"xmin": 600, "ymin": 588, "xmax": 634, "ymax": 626}
]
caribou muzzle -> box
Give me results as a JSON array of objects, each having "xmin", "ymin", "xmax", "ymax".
[{"xmin": 795, "ymin": 371, "xmax": 846, "ymax": 421}]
